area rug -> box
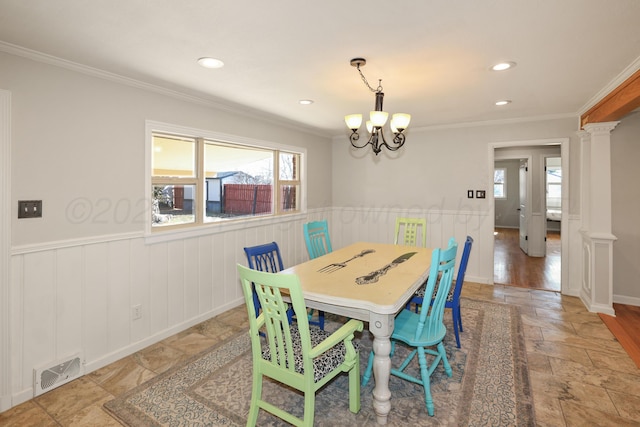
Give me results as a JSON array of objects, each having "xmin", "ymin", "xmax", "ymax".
[{"xmin": 104, "ymin": 298, "xmax": 535, "ymax": 426}]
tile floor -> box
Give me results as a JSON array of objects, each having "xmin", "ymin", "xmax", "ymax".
[{"xmin": 1, "ymin": 283, "xmax": 639, "ymax": 426}]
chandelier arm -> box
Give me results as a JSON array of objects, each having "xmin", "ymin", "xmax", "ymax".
[
  {"xmin": 392, "ymin": 132, "xmax": 406, "ymax": 148},
  {"xmin": 376, "ymin": 131, "xmax": 406, "ymax": 153},
  {"xmin": 349, "ymin": 130, "xmax": 370, "ymax": 149}
]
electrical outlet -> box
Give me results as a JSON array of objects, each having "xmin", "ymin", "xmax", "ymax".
[
  {"xmin": 18, "ymin": 200, "xmax": 42, "ymax": 218},
  {"xmin": 132, "ymin": 304, "xmax": 142, "ymax": 320}
]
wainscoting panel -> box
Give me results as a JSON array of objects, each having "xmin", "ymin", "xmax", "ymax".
[
  {"xmin": 55, "ymin": 247, "xmax": 83, "ymax": 364},
  {"xmin": 130, "ymin": 237, "xmax": 150, "ymax": 344},
  {"xmin": 84, "ymin": 243, "xmax": 110, "ymax": 364},
  {"xmin": 22, "ymin": 251, "xmax": 56, "ymax": 391},
  {"xmin": 9, "ymin": 211, "xmax": 329, "ymax": 404},
  {"xmin": 148, "ymin": 241, "xmax": 169, "ymax": 336},
  {"xmin": 107, "ymin": 240, "xmax": 133, "ymax": 354},
  {"xmin": 566, "ymin": 216, "xmax": 583, "ymax": 297}
]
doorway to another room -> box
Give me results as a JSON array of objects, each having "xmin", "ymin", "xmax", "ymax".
[{"xmin": 493, "ymin": 147, "xmax": 562, "ymax": 292}]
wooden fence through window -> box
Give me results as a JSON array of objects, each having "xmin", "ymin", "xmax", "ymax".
[
  {"xmin": 222, "ymin": 184, "xmax": 297, "ymax": 215},
  {"xmin": 223, "ymin": 184, "xmax": 272, "ymax": 215}
]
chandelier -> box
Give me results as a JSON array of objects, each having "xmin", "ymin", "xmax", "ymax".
[{"xmin": 344, "ymin": 58, "xmax": 411, "ymax": 155}]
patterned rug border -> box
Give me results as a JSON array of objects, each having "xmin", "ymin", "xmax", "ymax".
[{"xmin": 104, "ymin": 298, "xmax": 535, "ymax": 426}]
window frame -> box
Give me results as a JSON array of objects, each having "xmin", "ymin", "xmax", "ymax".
[
  {"xmin": 494, "ymin": 167, "xmax": 507, "ymax": 199},
  {"xmin": 546, "ymin": 164, "xmax": 562, "ymax": 207},
  {"xmin": 145, "ymin": 121, "xmax": 307, "ymax": 242}
]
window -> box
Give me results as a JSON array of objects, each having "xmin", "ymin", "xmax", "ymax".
[
  {"xmin": 149, "ymin": 124, "xmax": 304, "ymax": 231},
  {"xmin": 494, "ymin": 168, "xmax": 506, "ymax": 199},
  {"xmin": 546, "ymin": 163, "xmax": 562, "ymax": 208}
]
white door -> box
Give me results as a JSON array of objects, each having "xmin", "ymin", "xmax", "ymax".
[{"xmin": 519, "ymin": 159, "xmax": 528, "ymax": 254}]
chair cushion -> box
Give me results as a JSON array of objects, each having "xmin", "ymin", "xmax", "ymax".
[
  {"xmin": 414, "ymin": 280, "xmax": 455, "ymax": 302},
  {"xmin": 262, "ymin": 326, "xmax": 358, "ymax": 382}
]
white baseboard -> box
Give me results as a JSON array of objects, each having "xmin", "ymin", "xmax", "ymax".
[
  {"xmin": 613, "ymin": 294, "xmax": 640, "ymax": 307},
  {"xmin": 466, "ymin": 275, "xmax": 491, "ymax": 285}
]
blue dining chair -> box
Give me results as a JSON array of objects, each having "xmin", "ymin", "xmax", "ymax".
[
  {"xmin": 244, "ymin": 242, "xmax": 293, "ymax": 325},
  {"xmin": 362, "ymin": 238, "xmax": 458, "ymax": 417},
  {"xmin": 302, "ymin": 220, "xmax": 331, "ymax": 329},
  {"xmin": 408, "ymin": 235, "xmax": 473, "ymax": 348}
]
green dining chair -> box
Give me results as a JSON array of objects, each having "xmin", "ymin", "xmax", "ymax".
[
  {"xmin": 237, "ymin": 264, "xmax": 363, "ymax": 427},
  {"xmin": 362, "ymin": 237, "xmax": 458, "ymax": 417},
  {"xmin": 394, "ymin": 217, "xmax": 427, "ymax": 247},
  {"xmin": 303, "ymin": 220, "xmax": 332, "ymax": 329}
]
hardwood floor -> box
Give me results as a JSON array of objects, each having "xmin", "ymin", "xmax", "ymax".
[
  {"xmin": 493, "ymin": 227, "xmax": 560, "ymax": 291},
  {"xmin": 600, "ymin": 304, "xmax": 640, "ymax": 369},
  {"xmin": 494, "ymin": 226, "xmax": 640, "ymax": 369}
]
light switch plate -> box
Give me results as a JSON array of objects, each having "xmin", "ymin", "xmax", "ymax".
[{"xmin": 18, "ymin": 200, "xmax": 42, "ymax": 218}]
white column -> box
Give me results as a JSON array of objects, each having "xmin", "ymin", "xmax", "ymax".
[{"xmin": 579, "ymin": 122, "xmax": 618, "ymax": 315}]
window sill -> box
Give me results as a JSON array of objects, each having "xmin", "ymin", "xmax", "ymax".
[{"xmin": 144, "ymin": 211, "xmax": 307, "ymax": 245}]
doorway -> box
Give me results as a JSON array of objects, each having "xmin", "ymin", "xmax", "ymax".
[{"xmin": 492, "ymin": 144, "xmax": 563, "ymax": 292}]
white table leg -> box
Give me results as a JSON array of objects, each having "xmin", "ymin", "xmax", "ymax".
[{"xmin": 369, "ymin": 312, "xmax": 395, "ymax": 425}]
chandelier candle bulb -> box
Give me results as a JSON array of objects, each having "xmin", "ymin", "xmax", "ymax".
[
  {"xmin": 370, "ymin": 110, "xmax": 389, "ymax": 127},
  {"xmin": 391, "ymin": 113, "xmax": 411, "ymax": 132},
  {"xmin": 345, "ymin": 114, "xmax": 363, "ymax": 130}
]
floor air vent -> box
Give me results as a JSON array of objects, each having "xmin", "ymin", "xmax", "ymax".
[{"xmin": 33, "ymin": 353, "xmax": 83, "ymax": 396}]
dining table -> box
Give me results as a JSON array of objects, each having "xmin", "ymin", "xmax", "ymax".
[{"xmin": 281, "ymin": 241, "xmax": 433, "ymax": 425}]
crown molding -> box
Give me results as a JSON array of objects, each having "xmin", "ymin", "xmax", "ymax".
[
  {"xmin": 0, "ymin": 41, "xmax": 329, "ymax": 139},
  {"xmin": 578, "ymin": 54, "xmax": 640, "ymax": 116}
]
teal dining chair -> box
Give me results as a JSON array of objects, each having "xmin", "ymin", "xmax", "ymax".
[
  {"xmin": 409, "ymin": 235, "xmax": 473, "ymax": 348},
  {"xmin": 362, "ymin": 238, "xmax": 458, "ymax": 417},
  {"xmin": 303, "ymin": 220, "xmax": 332, "ymax": 329},
  {"xmin": 303, "ymin": 220, "xmax": 333, "ymax": 259},
  {"xmin": 237, "ymin": 264, "xmax": 363, "ymax": 427}
]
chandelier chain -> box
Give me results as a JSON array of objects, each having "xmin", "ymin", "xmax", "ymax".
[{"xmin": 356, "ymin": 65, "xmax": 383, "ymax": 93}]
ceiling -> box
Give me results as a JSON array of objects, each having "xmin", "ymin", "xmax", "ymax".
[{"xmin": 1, "ymin": 0, "xmax": 640, "ymax": 136}]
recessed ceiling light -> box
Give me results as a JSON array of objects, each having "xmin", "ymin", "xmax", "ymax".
[
  {"xmin": 495, "ymin": 100, "xmax": 512, "ymax": 106},
  {"xmin": 491, "ymin": 61, "xmax": 516, "ymax": 71},
  {"xmin": 299, "ymin": 99, "xmax": 314, "ymax": 105},
  {"xmin": 197, "ymin": 57, "xmax": 224, "ymax": 69}
]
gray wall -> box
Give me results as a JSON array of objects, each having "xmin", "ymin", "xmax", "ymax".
[
  {"xmin": 3, "ymin": 51, "xmax": 333, "ymax": 247},
  {"xmin": 331, "ymin": 120, "xmax": 578, "ymax": 284},
  {"xmin": 611, "ymin": 110, "xmax": 640, "ymax": 300}
]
